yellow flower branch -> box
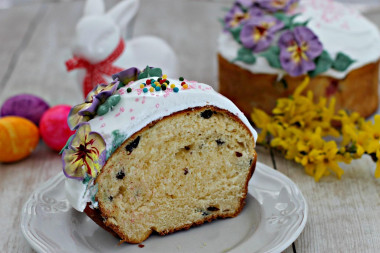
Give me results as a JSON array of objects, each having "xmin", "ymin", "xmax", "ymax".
[{"xmin": 251, "ymin": 77, "xmax": 380, "ymax": 181}]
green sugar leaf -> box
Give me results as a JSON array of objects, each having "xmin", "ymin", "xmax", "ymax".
[
  {"xmin": 274, "ymin": 13, "xmax": 301, "ymax": 30},
  {"xmin": 108, "ymin": 94, "xmax": 121, "ymax": 107},
  {"xmin": 59, "ymin": 135, "xmax": 74, "ymax": 155},
  {"xmin": 273, "ymin": 12, "xmax": 287, "ymax": 22},
  {"xmin": 82, "ymin": 174, "xmax": 92, "ymax": 184},
  {"xmin": 106, "ymin": 130, "xmax": 127, "ymax": 159},
  {"xmin": 138, "ymin": 71, "xmax": 148, "ymax": 79},
  {"xmin": 289, "ymin": 13, "xmax": 301, "ymax": 23},
  {"xmin": 149, "ymin": 68, "xmax": 163, "ymax": 77},
  {"xmin": 309, "ymin": 50, "xmax": 333, "ymax": 77},
  {"xmin": 96, "ymin": 103, "xmax": 109, "ymax": 116},
  {"xmin": 293, "ymin": 19, "xmax": 310, "ymax": 27},
  {"xmin": 260, "ymin": 46, "xmax": 281, "ymax": 69},
  {"xmin": 230, "ymin": 26, "xmax": 242, "ymax": 44},
  {"xmin": 332, "ymin": 52, "xmax": 355, "ymax": 71},
  {"xmin": 234, "ymin": 47, "xmax": 256, "ymax": 64},
  {"xmin": 138, "ymin": 66, "xmax": 151, "ymax": 79}
]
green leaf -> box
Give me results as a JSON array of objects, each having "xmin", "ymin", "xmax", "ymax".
[
  {"xmin": 82, "ymin": 174, "xmax": 92, "ymax": 184},
  {"xmin": 106, "ymin": 130, "xmax": 127, "ymax": 159},
  {"xmin": 332, "ymin": 52, "xmax": 355, "ymax": 71},
  {"xmin": 234, "ymin": 47, "xmax": 256, "ymax": 64},
  {"xmin": 273, "ymin": 13, "xmax": 301, "ymax": 29},
  {"xmin": 138, "ymin": 66, "xmax": 150, "ymax": 79},
  {"xmin": 138, "ymin": 71, "xmax": 148, "ymax": 79},
  {"xmin": 293, "ymin": 19, "xmax": 310, "ymax": 27},
  {"xmin": 273, "ymin": 12, "xmax": 287, "ymax": 22},
  {"xmin": 149, "ymin": 68, "xmax": 162, "ymax": 77},
  {"xmin": 59, "ymin": 135, "xmax": 74, "ymax": 155},
  {"xmin": 97, "ymin": 103, "xmax": 109, "ymax": 116},
  {"xmin": 308, "ymin": 50, "xmax": 333, "ymax": 77},
  {"xmin": 289, "ymin": 13, "xmax": 301, "ymax": 23},
  {"xmin": 260, "ymin": 46, "xmax": 281, "ymax": 69},
  {"xmin": 137, "ymin": 66, "xmax": 162, "ymax": 79},
  {"xmin": 230, "ymin": 26, "xmax": 242, "ymax": 44}
]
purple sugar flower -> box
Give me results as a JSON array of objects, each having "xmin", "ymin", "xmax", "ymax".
[
  {"xmin": 224, "ymin": 4, "xmax": 263, "ymax": 30},
  {"xmin": 257, "ymin": 0, "xmax": 299, "ymax": 12},
  {"xmin": 236, "ymin": 0, "xmax": 255, "ymax": 7},
  {"xmin": 224, "ymin": 5, "xmax": 250, "ymax": 29},
  {"xmin": 278, "ymin": 26, "xmax": 323, "ymax": 77},
  {"xmin": 67, "ymin": 82, "xmax": 118, "ymax": 129},
  {"xmin": 240, "ymin": 15, "xmax": 284, "ymax": 53},
  {"xmin": 62, "ymin": 123, "xmax": 106, "ymax": 180},
  {"xmin": 112, "ymin": 67, "xmax": 140, "ymax": 85}
]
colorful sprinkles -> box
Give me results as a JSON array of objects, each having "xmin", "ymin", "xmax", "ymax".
[{"xmin": 126, "ymin": 73, "xmax": 189, "ymax": 95}]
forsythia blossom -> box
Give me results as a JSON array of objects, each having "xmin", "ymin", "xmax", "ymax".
[{"xmin": 251, "ymin": 76, "xmax": 380, "ymax": 181}]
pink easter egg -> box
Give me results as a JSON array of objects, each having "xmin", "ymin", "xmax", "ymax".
[{"xmin": 39, "ymin": 105, "xmax": 75, "ymax": 152}]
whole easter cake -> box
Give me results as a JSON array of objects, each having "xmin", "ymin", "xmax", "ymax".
[
  {"xmin": 61, "ymin": 67, "xmax": 257, "ymax": 243},
  {"xmin": 218, "ymin": 0, "xmax": 380, "ymax": 117}
]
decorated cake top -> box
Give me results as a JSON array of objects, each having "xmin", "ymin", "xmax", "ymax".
[
  {"xmin": 218, "ymin": 0, "xmax": 380, "ymax": 79},
  {"xmin": 61, "ymin": 66, "xmax": 258, "ymax": 212}
]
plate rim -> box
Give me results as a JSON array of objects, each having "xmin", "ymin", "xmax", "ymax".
[
  {"xmin": 21, "ymin": 162, "xmax": 308, "ymax": 253},
  {"xmin": 249, "ymin": 163, "xmax": 308, "ymax": 253}
]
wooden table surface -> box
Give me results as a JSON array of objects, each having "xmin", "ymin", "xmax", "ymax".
[{"xmin": 1, "ymin": 0, "xmax": 380, "ymax": 252}]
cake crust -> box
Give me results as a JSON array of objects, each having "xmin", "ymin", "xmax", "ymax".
[
  {"xmin": 218, "ymin": 54, "xmax": 379, "ymax": 118},
  {"xmin": 84, "ymin": 105, "xmax": 257, "ymax": 243}
]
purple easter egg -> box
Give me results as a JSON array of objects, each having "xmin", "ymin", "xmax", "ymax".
[{"xmin": 0, "ymin": 94, "xmax": 50, "ymax": 126}]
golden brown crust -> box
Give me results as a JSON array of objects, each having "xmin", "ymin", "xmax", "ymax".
[
  {"xmin": 83, "ymin": 204, "xmax": 120, "ymax": 239},
  {"xmin": 84, "ymin": 105, "xmax": 257, "ymax": 244},
  {"xmin": 218, "ymin": 54, "xmax": 379, "ymax": 118}
]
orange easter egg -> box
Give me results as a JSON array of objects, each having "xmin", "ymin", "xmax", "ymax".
[{"xmin": 0, "ymin": 116, "xmax": 39, "ymax": 163}]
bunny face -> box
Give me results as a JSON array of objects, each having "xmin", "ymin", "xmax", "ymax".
[
  {"xmin": 71, "ymin": 0, "xmax": 140, "ymax": 64},
  {"xmin": 73, "ymin": 16, "xmax": 120, "ymax": 64}
]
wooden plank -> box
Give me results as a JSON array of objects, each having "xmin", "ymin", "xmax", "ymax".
[
  {"xmin": 255, "ymin": 145, "xmax": 273, "ymax": 168},
  {"xmin": 0, "ymin": 2, "xmax": 87, "ymax": 252},
  {"xmin": 0, "ymin": 142, "xmax": 62, "ymax": 253},
  {"xmin": 0, "ymin": 0, "xmax": 119, "ymax": 106},
  {"xmin": 0, "ymin": 4, "xmax": 40, "ymax": 90},
  {"xmin": 273, "ymin": 150, "xmax": 380, "ymax": 252}
]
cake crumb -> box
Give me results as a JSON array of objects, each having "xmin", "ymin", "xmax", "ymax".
[{"xmin": 138, "ymin": 244, "xmax": 145, "ymax": 248}]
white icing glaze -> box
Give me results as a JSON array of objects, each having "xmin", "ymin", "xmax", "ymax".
[
  {"xmin": 66, "ymin": 78, "xmax": 258, "ymax": 212},
  {"xmin": 65, "ymin": 178, "xmax": 91, "ymax": 212},
  {"xmin": 218, "ymin": 0, "xmax": 380, "ymax": 79}
]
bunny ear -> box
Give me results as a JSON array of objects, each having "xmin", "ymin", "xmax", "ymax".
[
  {"xmin": 84, "ymin": 0, "xmax": 105, "ymax": 16},
  {"xmin": 106, "ymin": 0, "xmax": 140, "ymax": 36}
]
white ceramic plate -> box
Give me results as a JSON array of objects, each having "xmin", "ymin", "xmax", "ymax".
[{"xmin": 21, "ymin": 162, "xmax": 307, "ymax": 253}]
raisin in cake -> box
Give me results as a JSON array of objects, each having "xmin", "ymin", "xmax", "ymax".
[
  {"xmin": 62, "ymin": 67, "xmax": 257, "ymax": 244},
  {"xmin": 218, "ymin": 0, "xmax": 380, "ymax": 117}
]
